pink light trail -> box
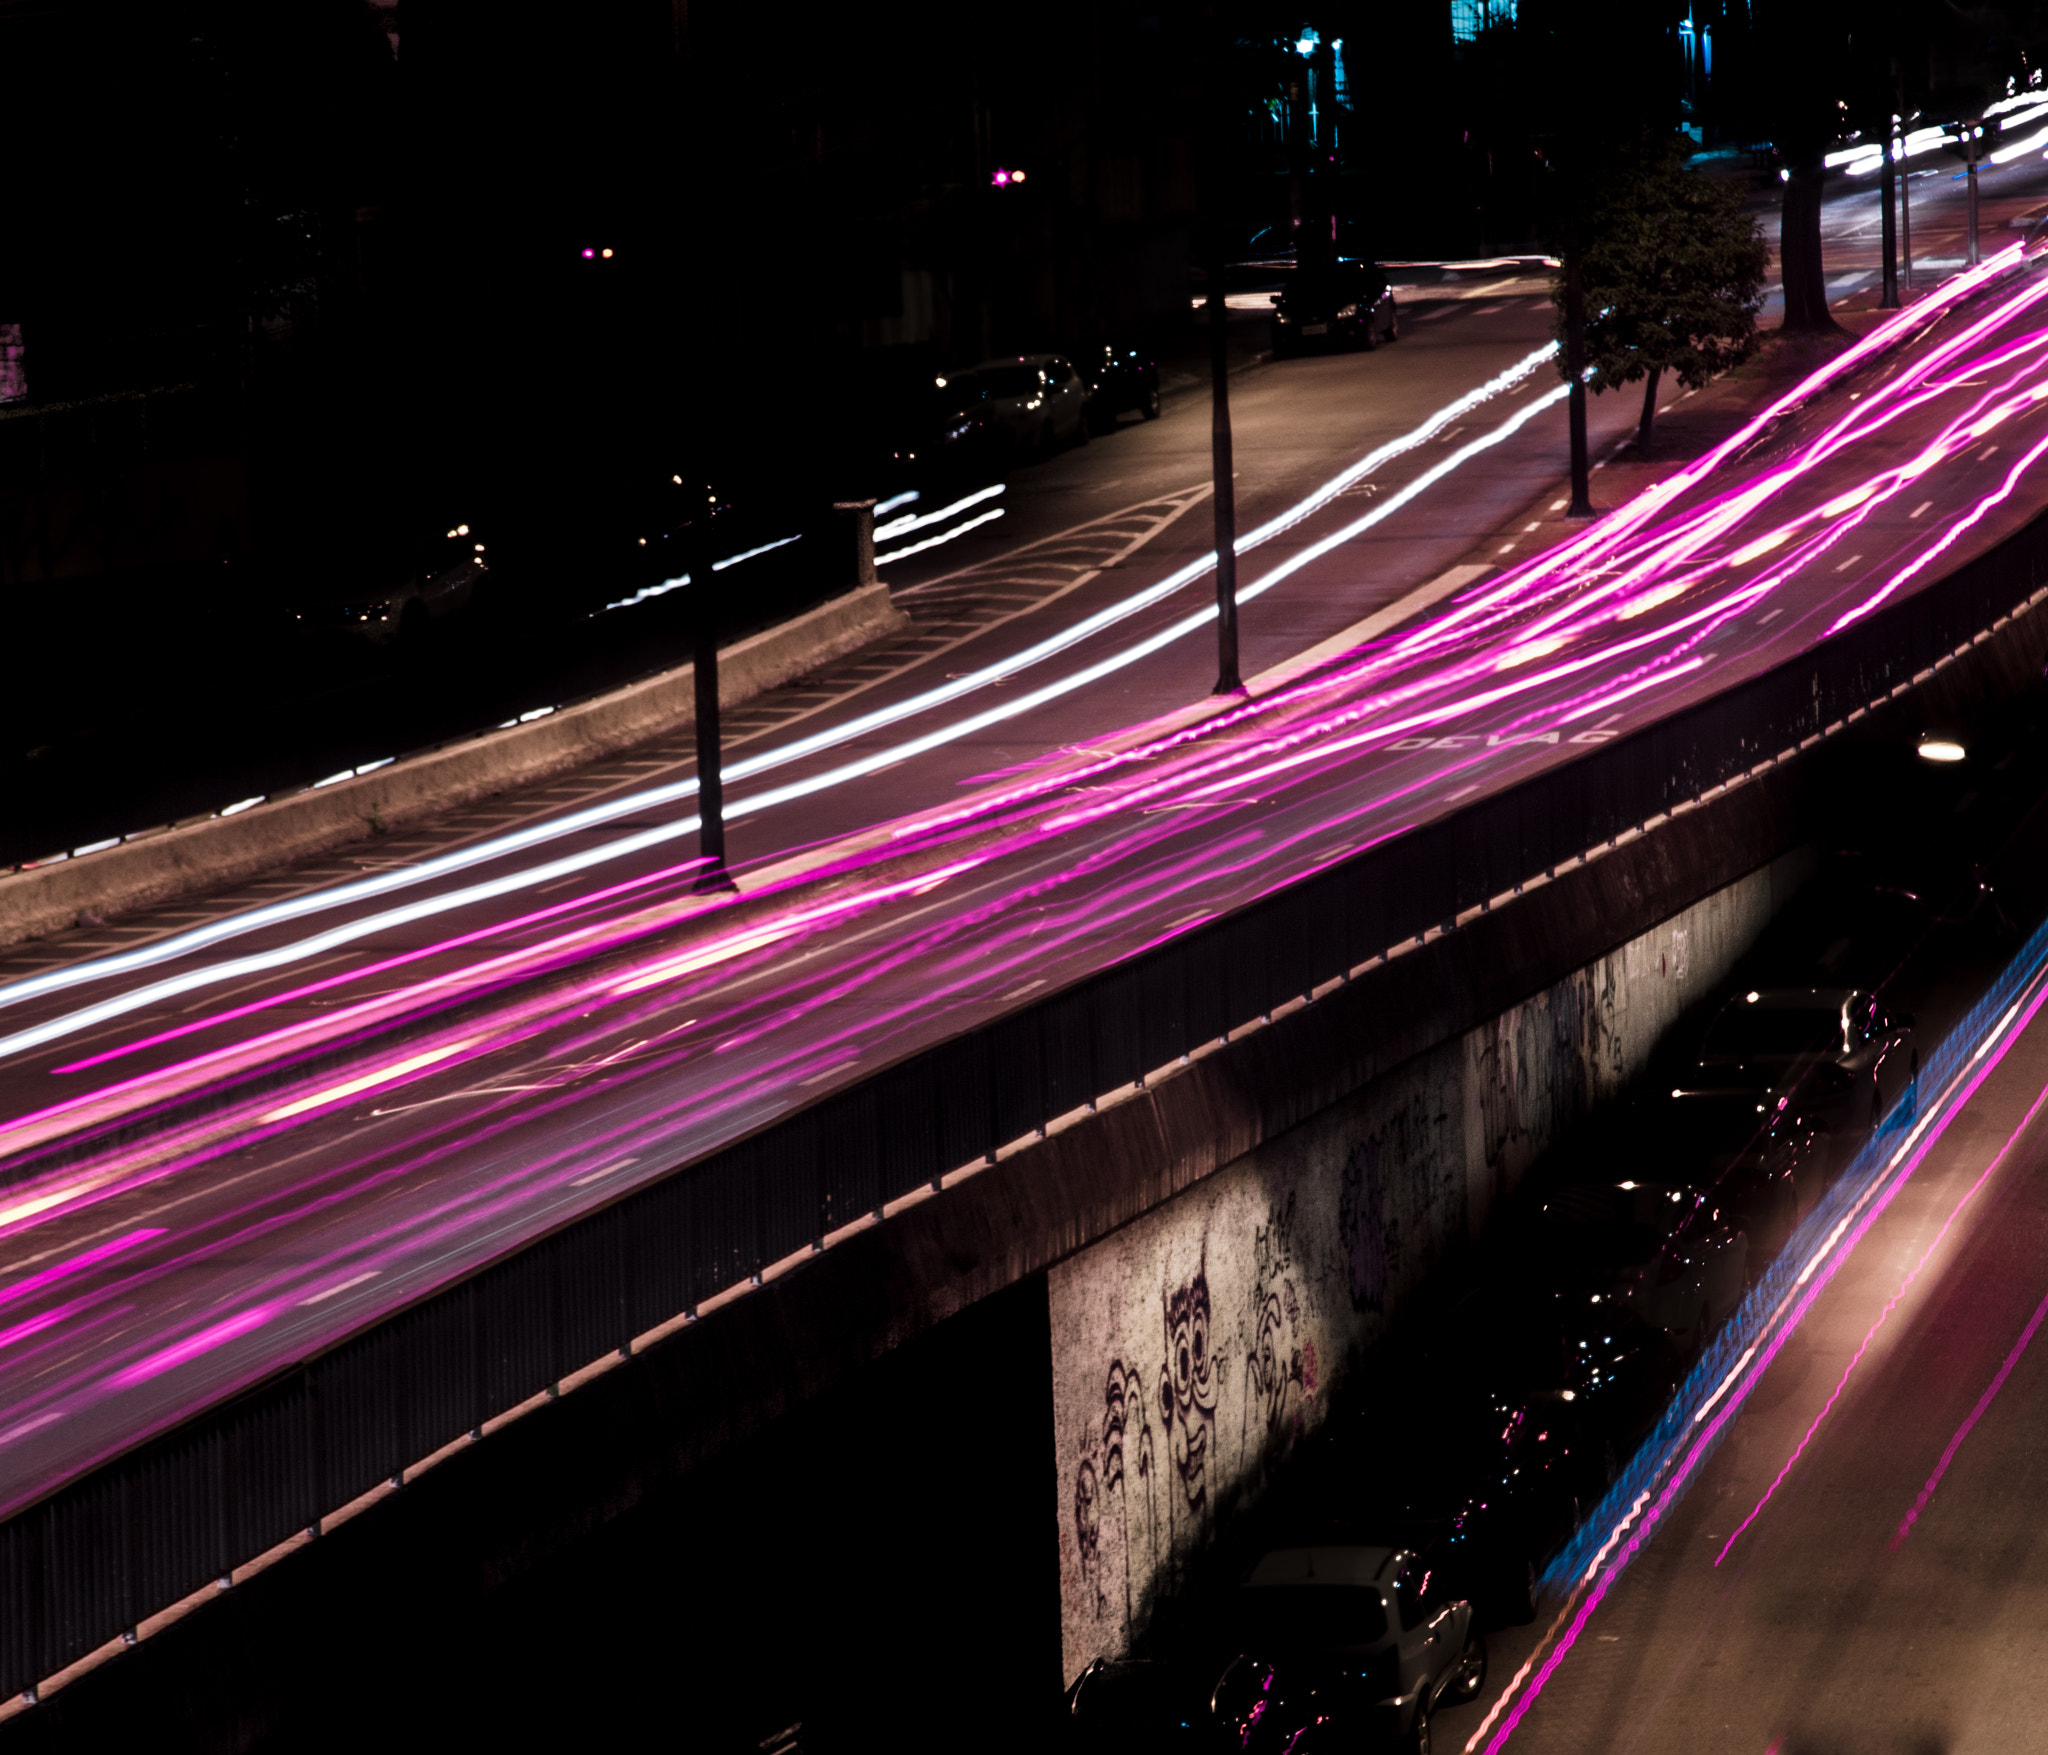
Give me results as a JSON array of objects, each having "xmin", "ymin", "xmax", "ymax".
[
  {"xmin": 1713, "ymin": 1072, "xmax": 2048, "ymax": 1567},
  {"xmin": 1892, "ymin": 1278, "xmax": 2048, "ymax": 1548}
]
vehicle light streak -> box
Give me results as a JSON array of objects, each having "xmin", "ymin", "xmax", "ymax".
[
  {"xmin": 873, "ymin": 482, "xmax": 1005, "ymax": 543},
  {"xmin": 111, "ymin": 1304, "xmax": 280, "ymax": 1388},
  {"xmin": 0, "ymin": 1231, "xmax": 163, "ymax": 1312},
  {"xmin": 1714, "ymin": 1071, "xmax": 2048, "ymax": 1567},
  {"xmin": 0, "ymin": 346, "xmax": 1566, "ymax": 1035},
  {"xmin": 1892, "ymin": 1277, "xmax": 2048, "ymax": 1548},
  {"xmin": 12, "ymin": 258, "xmax": 2048, "ymax": 1568},
  {"xmin": 257, "ymin": 1038, "xmax": 487, "ymax": 1124},
  {"xmin": 607, "ymin": 857, "xmax": 984, "ymax": 997},
  {"xmin": 50, "ymin": 855, "xmax": 720, "ymax": 1076},
  {"xmin": 1477, "ymin": 910, "xmax": 2048, "ymax": 1749},
  {"xmin": 27, "ymin": 262, "xmax": 2034, "ymax": 1095},
  {"xmin": 872, "ymin": 505, "xmax": 1005, "ymax": 562},
  {"xmin": 1829, "ymin": 424, "xmax": 2048, "ymax": 631},
  {"xmin": 904, "ymin": 268, "xmax": 2048, "ymax": 852},
  {"xmin": 16, "ymin": 269, "xmax": 2048, "ymax": 1170}
]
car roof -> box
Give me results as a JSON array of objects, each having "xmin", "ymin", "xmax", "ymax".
[{"xmin": 1245, "ymin": 1545, "xmax": 1396, "ymax": 1588}]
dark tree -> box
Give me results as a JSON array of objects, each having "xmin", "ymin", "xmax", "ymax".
[
  {"xmin": 1753, "ymin": 2, "xmax": 1852, "ymax": 333},
  {"xmin": 1555, "ymin": 132, "xmax": 1768, "ymax": 449}
]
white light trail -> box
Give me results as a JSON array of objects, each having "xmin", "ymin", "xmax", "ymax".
[{"xmin": 0, "ymin": 347, "xmax": 1565, "ymax": 1039}]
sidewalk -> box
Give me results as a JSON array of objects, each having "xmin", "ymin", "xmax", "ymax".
[{"xmin": 1475, "ymin": 310, "xmax": 1883, "ymax": 575}]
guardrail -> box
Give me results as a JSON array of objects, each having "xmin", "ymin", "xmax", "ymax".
[{"xmin": 4, "ymin": 504, "xmax": 2047, "ymax": 1703}]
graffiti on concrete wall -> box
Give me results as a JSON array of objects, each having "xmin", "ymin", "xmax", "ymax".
[
  {"xmin": 1051, "ymin": 867, "xmax": 1786, "ymax": 1684},
  {"xmin": 1161, "ymin": 1253, "xmax": 1219, "ymax": 1525}
]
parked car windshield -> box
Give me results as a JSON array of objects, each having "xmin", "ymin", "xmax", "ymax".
[{"xmin": 1703, "ymin": 1002, "xmax": 1841, "ymax": 1059}]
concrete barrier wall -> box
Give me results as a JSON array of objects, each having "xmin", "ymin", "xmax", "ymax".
[
  {"xmin": 0, "ymin": 580, "xmax": 908, "ymax": 948},
  {"xmin": 1049, "ymin": 850, "xmax": 1805, "ymax": 1684}
]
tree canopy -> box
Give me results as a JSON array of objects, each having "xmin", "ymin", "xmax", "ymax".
[{"xmin": 1553, "ymin": 132, "xmax": 1769, "ymax": 445}]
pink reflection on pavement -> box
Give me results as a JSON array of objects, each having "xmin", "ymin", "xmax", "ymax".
[
  {"xmin": 1893, "ymin": 1279, "xmax": 2048, "ymax": 1548},
  {"xmin": 113, "ymin": 1304, "xmax": 281, "ymax": 1388}
]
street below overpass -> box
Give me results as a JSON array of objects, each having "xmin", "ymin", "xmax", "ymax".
[
  {"xmin": 1420, "ymin": 700, "xmax": 2048, "ymax": 1755},
  {"xmin": 1482, "ymin": 1001, "xmax": 2048, "ymax": 1753},
  {"xmin": 3, "ymin": 239, "xmax": 2048, "ymax": 1554}
]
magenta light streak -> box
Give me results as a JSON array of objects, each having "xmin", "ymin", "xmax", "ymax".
[
  {"xmin": 885, "ymin": 274, "xmax": 2014, "ymax": 854},
  {"xmin": 1892, "ymin": 1279, "xmax": 2048, "ymax": 1549},
  {"xmin": 0, "ymin": 1229, "xmax": 163, "ymax": 1311},
  {"xmin": 53, "ymin": 854, "xmax": 721, "ymax": 1075},
  {"xmin": 3, "ymin": 851, "xmax": 989, "ymax": 1174},
  {"xmin": 1012, "ymin": 297, "xmax": 2048, "ymax": 845},
  {"xmin": 1713, "ymin": 1068, "xmax": 2048, "ymax": 1568},
  {"xmin": 15, "ymin": 249, "xmax": 2037, "ymax": 1141},
  {"xmin": 1829, "ymin": 422, "xmax": 2048, "ymax": 632},
  {"xmin": 14, "ymin": 256, "xmax": 2048, "ymax": 1509},
  {"xmin": 112, "ymin": 1304, "xmax": 279, "ymax": 1387},
  {"xmin": 1478, "ymin": 955, "xmax": 2048, "ymax": 1751}
]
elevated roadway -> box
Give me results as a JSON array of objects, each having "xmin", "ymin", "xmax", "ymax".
[{"xmin": 3, "ymin": 249, "xmax": 2048, "ymax": 1545}]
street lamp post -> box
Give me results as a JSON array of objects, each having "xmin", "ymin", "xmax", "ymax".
[
  {"xmin": 689, "ymin": 506, "xmax": 732, "ymax": 892},
  {"xmin": 1898, "ymin": 124, "xmax": 1913, "ymax": 293},
  {"xmin": 1564, "ymin": 219, "xmax": 1593, "ymax": 518},
  {"xmin": 1208, "ymin": 262, "xmax": 1242, "ymax": 695},
  {"xmin": 1967, "ymin": 119, "xmax": 1982, "ymax": 267},
  {"xmin": 1879, "ymin": 121, "xmax": 1901, "ymax": 309}
]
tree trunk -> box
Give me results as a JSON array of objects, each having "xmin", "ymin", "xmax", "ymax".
[
  {"xmin": 1638, "ymin": 365, "xmax": 1662, "ymax": 452},
  {"xmin": 1780, "ymin": 156, "xmax": 1840, "ymax": 333},
  {"xmin": 1564, "ymin": 220, "xmax": 1593, "ymax": 517}
]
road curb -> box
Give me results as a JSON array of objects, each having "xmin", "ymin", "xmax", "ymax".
[{"xmin": 0, "ymin": 582, "xmax": 910, "ymax": 950}]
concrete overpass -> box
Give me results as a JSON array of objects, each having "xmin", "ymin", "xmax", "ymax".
[{"xmin": 9, "ymin": 250, "xmax": 2048, "ymax": 1752}]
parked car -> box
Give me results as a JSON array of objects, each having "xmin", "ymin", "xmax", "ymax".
[
  {"xmin": 1536, "ymin": 1178, "xmax": 1748, "ymax": 1348},
  {"xmin": 1680, "ymin": 986, "xmax": 1917, "ymax": 1137},
  {"xmin": 1651, "ymin": 1091, "xmax": 1834, "ymax": 1260},
  {"xmin": 1205, "ymin": 1546, "xmax": 1485, "ymax": 1754},
  {"xmin": 1272, "ymin": 263, "xmax": 1398, "ymax": 356},
  {"xmin": 1291, "ymin": 1386, "xmax": 1614, "ymax": 1628},
  {"xmin": 290, "ymin": 518, "xmax": 488, "ymax": 643},
  {"xmin": 936, "ymin": 354, "xmax": 1092, "ymax": 457},
  {"xmin": 1079, "ymin": 343, "xmax": 1161, "ymax": 430}
]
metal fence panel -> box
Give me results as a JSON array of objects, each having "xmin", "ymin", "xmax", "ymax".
[{"xmin": 226, "ymin": 1381, "xmax": 316, "ymax": 1564}]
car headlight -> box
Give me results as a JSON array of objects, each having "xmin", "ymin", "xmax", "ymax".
[{"xmin": 1335, "ymin": 304, "xmax": 1358, "ymax": 320}]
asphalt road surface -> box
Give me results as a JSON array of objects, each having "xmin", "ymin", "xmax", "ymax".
[
  {"xmin": 1430, "ymin": 888, "xmax": 2048, "ymax": 1755},
  {"xmin": 3, "ymin": 241, "xmax": 2048, "ymax": 1550}
]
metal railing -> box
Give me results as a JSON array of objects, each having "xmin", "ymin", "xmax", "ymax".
[{"xmin": 4, "ymin": 509, "xmax": 2046, "ymax": 1701}]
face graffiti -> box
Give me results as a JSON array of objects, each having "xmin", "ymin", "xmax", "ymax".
[
  {"xmin": 1074, "ymin": 1456, "xmax": 1103, "ymax": 1606},
  {"xmin": 1245, "ymin": 1288, "xmax": 1294, "ymax": 1441},
  {"xmin": 1160, "ymin": 1263, "xmax": 1218, "ymax": 1514}
]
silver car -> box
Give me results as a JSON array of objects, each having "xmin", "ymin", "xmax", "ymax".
[{"xmin": 937, "ymin": 353, "xmax": 1092, "ymax": 456}]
